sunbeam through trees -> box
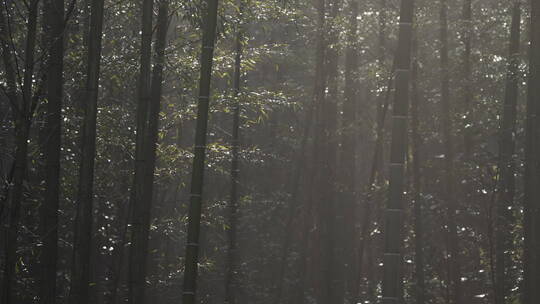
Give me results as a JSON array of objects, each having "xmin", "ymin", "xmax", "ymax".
[{"xmin": 0, "ymin": 0, "xmax": 538, "ymax": 304}]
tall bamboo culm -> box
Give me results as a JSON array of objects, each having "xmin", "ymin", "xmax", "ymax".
[
  {"xmin": 439, "ymin": 1, "xmax": 462, "ymax": 303},
  {"xmin": 182, "ymin": 1, "xmax": 220, "ymax": 303},
  {"xmin": 40, "ymin": 0, "xmax": 66, "ymax": 302},
  {"xmin": 127, "ymin": 0, "xmax": 154, "ymax": 301},
  {"xmin": 382, "ymin": 0, "xmax": 414, "ymax": 303},
  {"xmin": 69, "ymin": 0, "xmax": 105, "ymax": 302},
  {"xmin": 524, "ymin": 0, "xmax": 540, "ymax": 303}
]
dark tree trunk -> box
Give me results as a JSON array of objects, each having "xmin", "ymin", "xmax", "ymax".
[
  {"xmin": 127, "ymin": 0, "xmax": 154, "ymax": 301},
  {"xmin": 144, "ymin": 5, "xmax": 169, "ymax": 295},
  {"xmin": 311, "ymin": 0, "xmax": 329, "ymax": 302},
  {"xmin": 40, "ymin": 0, "xmax": 65, "ymax": 302},
  {"xmin": 371, "ymin": 0, "xmax": 389, "ymax": 183},
  {"xmin": 411, "ymin": 27, "xmax": 425, "ymax": 304},
  {"xmin": 69, "ymin": 0, "xmax": 105, "ymax": 302},
  {"xmin": 439, "ymin": 1, "xmax": 462, "ymax": 303},
  {"xmin": 181, "ymin": 0, "xmax": 219, "ymax": 303},
  {"xmin": 381, "ymin": 0, "xmax": 414, "ymax": 303},
  {"xmin": 524, "ymin": 0, "xmax": 540, "ymax": 303},
  {"xmin": 324, "ymin": 0, "xmax": 342, "ymax": 302},
  {"xmin": 0, "ymin": 8, "xmax": 19, "ymax": 301},
  {"xmin": 342, "ymin": 0, "xmax": 359, "ymax": 300},
  {"xmin": 0, "ymin": 0, "xmax": 38, "ymax": 302}
]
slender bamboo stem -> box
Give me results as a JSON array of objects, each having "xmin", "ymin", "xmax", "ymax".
[{"xmin": 182, "ymin": 1, "xmax": 219, "ymax": 303}]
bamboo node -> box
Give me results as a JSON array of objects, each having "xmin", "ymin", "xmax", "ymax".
[{"xmin": 392, "ymin": 115, "xmax": 408, "ymax": 119}]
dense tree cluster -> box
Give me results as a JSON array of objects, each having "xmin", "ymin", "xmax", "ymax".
[{"xmin": 0, "ymin": 0, "xmax": 539, "ymax": 303}]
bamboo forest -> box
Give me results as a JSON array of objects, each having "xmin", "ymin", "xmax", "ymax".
[{"xmin": 2, "ymin": 0, "xmax": 540, "ymax": 303}]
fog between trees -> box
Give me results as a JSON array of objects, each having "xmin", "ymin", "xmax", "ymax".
[{"xmin": 1, "ymin": 0, "xmax": 539, "ymax": 304}]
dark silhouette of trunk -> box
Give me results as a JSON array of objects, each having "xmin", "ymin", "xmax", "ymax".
[
  {"xmin": 148, "ymin": 1, "xmax": 168, "ymax": 186},
  {"xmin": 325, "ymin": 0, "xmax": 342, "ymax": 302},
  {"xmin": 311, "ymin": 0, "xmax": 330, "ymax": 302},
  {"xmin": 127, "ymin": 0, "xmax": 154, "ymax": 301},
  {"xmin": 342, "ymin": 0, "xmax": 358, "ymax": 300},
  {"xmin": 181, "ymin": 0, "xmax": 219, "ymax": 303},
  {"xmin": 439, "ymin": 1, "xmax": 462, "ymax": 303},
  {"xmin": 382, "ymin": 0, "xmax": 413, "ymax": 304},
  {"xmin": 40, "ymin": 0, "xmax": 65, "ymax": 302},
  {"xmin": 462, "ymin": 0, "xmax": 472, "ymax": 158},
  {"xmin": 143, "ymin": 3, "xmax": 168, "ymax": 301},
  {"xmin": 69, "ymin": 0, "xmax": 105, "ymax": 302},
  {"xmin": 494, "ymin": 2, "xmax": 520, "ymax": 304},
  {"xmin": 371, "ymin": 0, "xmax": 388, "ymax": 181},
  {"xmin": 225, "ymin": 1, "xmax": 242, "ymax": 303},
  {"xmin": 0, "ymin": 0, "xmax": 38, "ymax": 302},
  {"xmin": 0, "ymin": 9, "xmax": 19, "ymax": 301},
  {"xmin": 411, "ymin": 27, "xmax": 425, "ymax": 304},
  {"xmin": 524, "ymin": 0, "xmax": 540, "ymax": 303}
]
